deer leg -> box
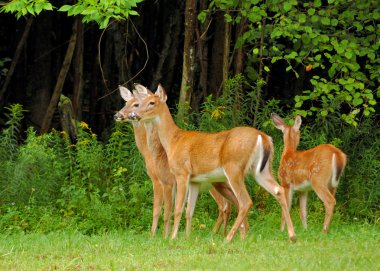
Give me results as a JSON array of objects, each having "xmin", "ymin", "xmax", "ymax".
[
  {"xmin": 281, "ymin": 185, "xmax": 292, "ymax": 232},
  {"xmin": 255, "ymin": 168, "xmax": 296, "ymax": 242},
  {"xmin": 150, "ymin": 176, "xmax": 164, "ymax": 238},
  {"xmin": 162, "ymin": 181, "xmax": 174, "ymax": 238},
  {"xmin": 186, "ymin": 182, "xmax": 200, "ymax": 238},
  {"xmin": 209, "ymin": 187, "xmax": 226, "ymax": 235},
  {"xmin": 299, "ymin": 191, "xmax": 308, "ymax": 229},
  {"xmin": 223, "ymin": 165, "xmax": 253, "ymax": 242},
  {"xmin": 212, "ymin": 182, "xmax": 249, "ymax": 239},
  {"xmin": 222, "ymin": 200, "xmax": 231, "ymax": 237},
  {"xmin": 313, "ymin": 185, "xmax": 336, "ymax": 233},
  {"xmin": 171, "ymin": 174, "xmax": 189, "ymax": 239}
]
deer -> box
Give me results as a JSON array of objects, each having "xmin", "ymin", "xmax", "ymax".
[
  {"xmin": 114, "ymin": 85, "xmax": 241, "ymax": 238},
  {"xmin": 128, "ymin": 84, "xmax": 296, "ymax": 242},
  {"xmin": 271, "ymin": 113, "xmax": 347, "ymax": 233}
]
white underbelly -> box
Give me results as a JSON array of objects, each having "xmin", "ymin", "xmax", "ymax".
[
  {"xmin": 191, "ymin": 167, "xmax": 227, "ymax": 183},
  {"xmin": 292, "ymin": 180, "xmax": 312, "ymax": 192}
]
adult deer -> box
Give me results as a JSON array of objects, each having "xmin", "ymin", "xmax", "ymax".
[
  {"xmin": 114, "ymin": 86, "xmax": 234, "ymax": 237},
  {"xmin": 271, "ymin": 113, "xmax": 347, "ymax": 233},
  {"xmin": 128, "ymin": 84, "xmax": 296, "ymax": 242}
]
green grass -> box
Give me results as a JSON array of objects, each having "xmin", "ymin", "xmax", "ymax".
[{"xmin": 0, "ymin": 215, "xmax": 378, "ymax": 271}]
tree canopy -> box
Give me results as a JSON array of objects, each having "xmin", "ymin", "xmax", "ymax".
[{"xmin": 0, "ymin": 0, "xmax": 378, "ymax": 132}]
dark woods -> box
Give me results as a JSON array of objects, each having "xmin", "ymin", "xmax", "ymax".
[{"xmin": 1, "ymin": 0, "xmax": 258, "ymax": 136}]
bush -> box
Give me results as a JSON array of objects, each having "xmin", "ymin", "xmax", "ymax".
[{"xmin": 0, "ymin": 98, "xmax": 378, "ymax": 235}]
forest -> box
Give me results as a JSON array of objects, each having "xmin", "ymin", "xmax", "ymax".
[{"xmin": 0, "ymin": 0, "xmax": 379, "ymax": 240}]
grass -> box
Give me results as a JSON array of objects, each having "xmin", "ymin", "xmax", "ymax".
[{"xmin": 0, "ymin": 214, "xmax": 378, "ymax": 271}]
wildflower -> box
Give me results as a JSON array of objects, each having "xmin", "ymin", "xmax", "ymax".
[
  {"xmin": 211, "ymin": 106, "xmax": 225, "ymax": 120},
  {"xmin": 80, "ymin": 121, "xmax": 90, "ymax": 130}
]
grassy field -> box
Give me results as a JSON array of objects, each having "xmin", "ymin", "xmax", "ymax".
[{"xmin": 0, "ymin": 217, "xmax": 378, "ymax": 271}]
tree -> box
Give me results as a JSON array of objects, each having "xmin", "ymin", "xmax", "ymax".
[
  {"xmin": 1, "ymin": 0, "xmax": 143, "ymax": 132},
  {"xmin": 201, "ymin": 0, "xmax": 379, "ymax": 126},
  {"xmin": 177, "ymin": 0, "xmax": 197, "ymax": 123}
]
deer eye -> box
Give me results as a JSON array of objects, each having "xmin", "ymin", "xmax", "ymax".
[
  {"xmin": 133, "ymin": 103, "xmax": 139, "ymax": 107},
  {"xmin": 149, "ymin": 101, "xmax": 155, "ymax": 106}
]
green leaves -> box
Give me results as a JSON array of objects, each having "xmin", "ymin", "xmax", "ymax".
[
  {"xmin": 2, "ymin": 0, "xmax": 142, "ymax": 29},
  {"xmin": 58, "ymin": 0, "xmax": 142, "ymax": 29},
  {"xmin": 0, "ymin": 0, "xmax": 53, "ymax": 19}
]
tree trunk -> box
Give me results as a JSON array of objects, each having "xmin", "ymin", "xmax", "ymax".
[
  {"xmin": 177, "ymin": 0, "xmax": 196, "ymax": 123},
  {"xmin": 72, "ymin": 18, "xmax": 84, "ymax": 120},
  {"xmin": 234, "ymin": 17, "xmax": 247, "ymax": 75},
  {"xmin": 222, "ymin": 11, "xmax": 231, "ymax": 95},
  {"xmin": 28, "ymin": 14, "xmax": 53, "ymax": 129},
  {"xmin": 193, "ymin": 0, "xmax": 210, "ymax": 111},
  {"xmin": 0, "ymin": 16, "xmax": 33, "ymax": 107},
  {"xmin": 40, "ymin": 19, "xmax": 78, "ymax": 133},
  {"xmin": 209, "ymin": 12, "xmax": 225, "ymax": 97},
  {"xmin": 58, "ymin": 94, "xmax": 78, "ymax": 142}
]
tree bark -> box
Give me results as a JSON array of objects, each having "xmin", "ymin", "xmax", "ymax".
[
  {"xmin": 234, "ymin": 17, "xmax": 247, "ymax": 75},
  {"xmin": 194, "ymin": 0, "xmax": 210, "ymax": 111},
  {"xmin": 222, "ymin": 11, "xmax": 231, "ymax": 95},
  {"xmin": 177, "ymin": 0, "xmax": 196, "ymax": 123},
  {"xmin": 72, "ymin": 18, "xmax": 84, "ymax": 120},
  {"xmin": 58, "ymin": 94, "xmax": 78, "ymax": 142},
  {"xmin": 0, "ymin": 16, "xmax": 33, "ymax": 107},
  {"xmin": 40, "ymin": 19, "xmax": 78, "ymax": 133},
  {"xmin": 209, "ymin": 12, "xmax": 225, "ymax": 97}
]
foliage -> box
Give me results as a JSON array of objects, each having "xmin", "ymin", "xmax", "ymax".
[
  {"xmin": 0, "ymin": 104, "xmax": 25, "ymax": 203},
  {"xmin": 0, "ymin": 102, "xmax": 378, "ymax": 235},
  {"xmin": 7, "ymin": 128, "xmax": 68, "ymax": 206},
  {"xmin": 0, "ymin": 104, "xmax": 24, "ymax": 161},
  {"xmin": 59, "ymin": 0, "xmax": 143, "ymax": 29},
  {"xmin": 1, "ymin": 0, "xmax": 143, "ymax": 28},
  {"xmin": 0, "ymin": 0, "xmax": 53, "ymax": 19},
  {"xmin": 201, "ymin": 0, "xmax": 379, "ymax": 126},
  {"xmin": 198, "ymin": 74, "xmax": 248, "ymax": 132}
]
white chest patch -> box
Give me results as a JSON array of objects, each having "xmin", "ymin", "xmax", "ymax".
[
  {"xmin": 292, "ymin": 180, "xmax": 312, "ymax": 192},
  {"xmin": 191, "ymin": 167, "xmax": 226, "ymax": 183}
]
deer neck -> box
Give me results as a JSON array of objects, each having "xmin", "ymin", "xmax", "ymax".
[
  {"xmin": 282, "ymin": 131, "xmax": 298, "ymax": 154},
  {"xmin": 132, "ymin": 122, "xmax": 150, "ymax": 158},
  {"xmin": 144, "ymin": 122, "xmax": 166, "ymax": 158},
  {"xmin": 151, "ymin": 103, "xmax": 181, "ymax": 154}
]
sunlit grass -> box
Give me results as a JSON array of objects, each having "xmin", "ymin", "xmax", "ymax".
[{"xmin": 0, "ymin": 217, "xmax": 378, "ymax": 271}]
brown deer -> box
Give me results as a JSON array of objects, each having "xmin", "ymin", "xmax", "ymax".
[
  {"xmin": 115, "ymin": 86, "xmax": 239, "ymax": 237},
  {"xmin": 128, "ymin": 84, "xmax": 296, "ymax": 242},
  {"xmin": 271, "ymin": 113, "xmax": 347, "ymax": 233}
]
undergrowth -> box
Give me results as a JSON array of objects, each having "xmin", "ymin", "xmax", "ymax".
[{"xmin": 0, "ymin": 77, "xmax": 378, "ymax": 235}]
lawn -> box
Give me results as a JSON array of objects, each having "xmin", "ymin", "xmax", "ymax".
[{"xmin": 0, "ymin": 218, "xmax": 378, "ymax": 271}]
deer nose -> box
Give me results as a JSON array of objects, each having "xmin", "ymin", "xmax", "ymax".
[
  {"xmin": 128, "ymin": 112, "xmax": 141, "ymax": 121},
  {"xmin": 114, "ymin": 112, "xmax": 124, "ymax": 121}
]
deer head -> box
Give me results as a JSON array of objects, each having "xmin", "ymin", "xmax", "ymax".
[
  {"xmin": 114, "ymin": 85, "xmax": 140, "ymax": 121},
  {"xmin": 271, "ymin": 113, "xmax": 302, "ymax": 151},
  {"xmin": 128, "ymin": 84, "xmax": 167, "ymax": 122}
]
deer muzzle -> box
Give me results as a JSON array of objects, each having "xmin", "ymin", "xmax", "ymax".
[
  {"xmin": 114, "ymin": 112, "xmax": 124, "ymax": 121},
  {"xmin": 128, "ymin": 112, "xmax": 141, "ymax": 121}
]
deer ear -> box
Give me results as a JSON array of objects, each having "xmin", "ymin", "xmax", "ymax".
[
  {"xmin": 119, "ymin": 85, "xmax": 133, "ymax": 101},
  {"xmin": 134, "ymin": 84, "xmax": 152, "ymax": 95},
  {"xmin": 293, "ymin": 115, "xmax": 302, "ymax": 131},
  {"xmin": 155, "ymin": 84, "xmax": 167, "ymax": 102},
  {"xmin": 271, "ymin": 113, "xmax": 285, "ymax": 132}
]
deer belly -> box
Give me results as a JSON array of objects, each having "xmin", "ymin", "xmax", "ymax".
[
  {"xmin": 191, "ymin": 167, "xmax": 227, "ymax": 183},
  {"xmin": 291, "ymin": 180, "xmax": 312, "ymax": 192}
]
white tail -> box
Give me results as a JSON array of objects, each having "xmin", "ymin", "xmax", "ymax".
[
  {"xmin": 115, "ymin": 85, "xmax": 235, "ymax": 238},
  {"xmin": 129, "ymin": 84, "xmax": 296, "ymax": 242},
  {"xmin": 271, "ymin": 113, "xmax": 347, "ymax": 233}
]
